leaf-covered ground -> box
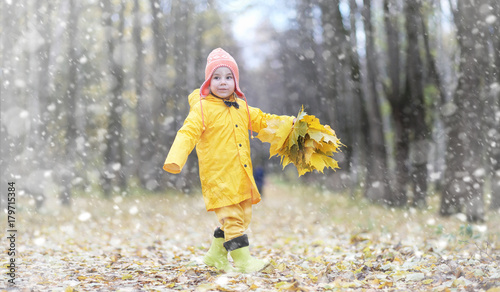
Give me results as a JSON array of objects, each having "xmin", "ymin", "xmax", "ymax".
[{"xmin": 3, "ymin": 178, "xmax": 500, "ymax": 291}]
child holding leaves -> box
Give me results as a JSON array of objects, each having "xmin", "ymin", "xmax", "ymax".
[
  {"xmin": 163, "ymin": 48, "xmax": 294, "ymax": 273},
  {"xmin": 163, "ymin": 48, "xmax": 342, "ymax": 273}
]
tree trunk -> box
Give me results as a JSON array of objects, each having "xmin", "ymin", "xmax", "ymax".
[
  {"xmin": 441, "ymin": 0, "xmax": 488, "ymax": 222},
  {"xmin": 405, "ymin": 0, "xmax": 429, "ymax": 208},
  {"xmin": 133, "ymin": 0, "xmax": 154, "ymax": 190},
  {"xmin": 318, "ymin": 0, "xmax": 353, "ymax": 188},
  {"xmin": 319, "ymin": 0, "xmax": 340, "ymax": 125},
  {"xmin": 392, "ymin": 106, "xmax": 410, "ymax": 206},
  {"xmin": 420, "ymin": 2, "xmax": 448, "ymax": 195},
  {"xmin": 333, "ymin": 1, "xmax": 353, "ymax": 176},
  {"xmin": 150, "ymin": 0, "xmax": 170, "ymax": 191},
  {"xmin": 172, "ymin": 1, "xmax": 190, "ymax": 130},
  {"xmin": 296, "ymin": 0, "xmax": 321, "ymax": 114},
  {"xmin": 0, "ymin": 1, "xmax": 21, "ymax": 210},
  {"xmin": 60, "ymin": 0, "xmax": 79, "ymax": 205},
  {"xmin": 279, "ymin": 33, "xmax": 302, "ymax": 115},
  {"xmin": 101, "ymin": 0, "xmax": 126, "ymax": 196},
  {"xmin": 383, "ymin": 0, "xmax": 408, "ymax": 207},
  {"xmin": 420, "ymin": 10, "xmax": 446, "ymax": 105},
  {"xmin": 347, "ymin": 0, "xmax": 365, "ymax": 197},
  {"xmin": 31, "ymin": 0, "xmax": 52, "ymax": 150},
  {"xmin": 26, "ymin": 0, "xmax": 54, "ymax": 208},
  {"xmin": 171, "ymin": 1, "xmax": 195, "ymax": 192},
  {"xmin": 487, "ymin": 0, "xmax": 500, "ymax": 211},
  {"xmin": 362, "ymin": 0, "xmax": 392, "ymax": 204}
]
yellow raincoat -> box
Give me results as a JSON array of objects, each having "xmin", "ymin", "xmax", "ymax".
[{"xmin": 164, "ymin": 89, "xmax": 294, "ymax": 211}]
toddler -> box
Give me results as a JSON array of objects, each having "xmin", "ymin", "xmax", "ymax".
[{"xmin": 163, "ymin": 48, "xmax": 294, "ymax": 273}]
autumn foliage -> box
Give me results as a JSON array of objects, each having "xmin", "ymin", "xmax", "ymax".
[
  {"xmin": 257, "ymin": 106, "xmax": 344, "ymax": 176},
  {"xmin": 10, "ymin": 181, "xmax": 500, "ymax": 291}
]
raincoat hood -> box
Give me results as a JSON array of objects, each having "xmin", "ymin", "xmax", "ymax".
[{"xmin": 188, "ymin": 88, "xmax": 202, "ymax": 109}]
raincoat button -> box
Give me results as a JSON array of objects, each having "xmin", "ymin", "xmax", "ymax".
[
  {"xmin": 244, "ymin": 164, "xmax": 247, "ymax": 167},
  {"xmin": 239, "ymin": 144, "xmax": 242, "ymax": 147},
  {"xmin": 235, "ymin": 124, "xmax": 238, "ymax": 127}
]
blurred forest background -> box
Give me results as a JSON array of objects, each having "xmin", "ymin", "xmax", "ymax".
[{"xmin": 1, "ymin": 0, "xmax": 499, "ymax": 222}]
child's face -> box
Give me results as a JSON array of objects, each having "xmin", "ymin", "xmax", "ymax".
[{"xmin": 210, "ymin": 67, "xmax": 235, "ymax": 99}]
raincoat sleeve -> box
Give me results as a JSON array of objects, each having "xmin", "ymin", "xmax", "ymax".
[
  {"xmin": 248, "ymin": 106, "xmax": 295, "ymax": 134},
  {"xmin": 163, "ymin": 106, "xmax": 203, "ymax": 174}
]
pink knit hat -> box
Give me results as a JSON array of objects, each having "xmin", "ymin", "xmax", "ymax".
[
  {"xmin": 198, "ymin": 48, "xmax": 253, "ymax": 137},
  {"xmin": 200, "ymin": 48, "xmax": 244, "ymax": 98}
]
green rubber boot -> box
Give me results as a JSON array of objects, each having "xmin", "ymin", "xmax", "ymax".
[
  {"xmin": 203, "ymin": 229, "xmax": 234, "ymax": 272},
  {"xmin": 225, "ymin": 235, "xmax": 270, "ymax": 273},
  {"xmin": 230, "ymin": 246, "xmax": 270, "ymax": 273}
]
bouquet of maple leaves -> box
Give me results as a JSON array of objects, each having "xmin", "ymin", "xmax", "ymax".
[{"xmin": 256, "ymin": 106, "xmax": 344, "ymax": 176}]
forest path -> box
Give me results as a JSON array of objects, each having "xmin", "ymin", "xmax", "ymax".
[{"xmin": 5, "ymin": 179, "xmax": 500, "ymax": 291}]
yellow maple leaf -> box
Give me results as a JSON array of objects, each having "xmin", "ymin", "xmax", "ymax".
[
  {"xmin": 281, "ymin": 155, "xmax": 292, "ymax": 168},
  {"xmin": 303, "ymin": 114, "xmax": 329, "ymax": 133},
  {"xmin": 322, "ymin": 133, "xmax": 340, "ymax": 144},
  {"xmin": 307, "ymin": 129, "xmax": 324, "ymax": 142},
  {"xmin": 257, "ymin": 116, "xmax": 294, "ymax": 157},
  {"xmin": 297, "ymin": 167, "xmax": 309, "ymax": 176},
  {"xmin": 304, "ymin": 138, "xmax": 315, "ymax": 148},
  {"xmin": 303, "ymin": 146, "xmax": 315, "ymax": 164},
  {"xmin": 310, "ymin": 153, "xmax": 327, "ymax": 172},
  {"xmin": 324, "ymin": 156, "xmax": 339, "ymax": 170}
]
